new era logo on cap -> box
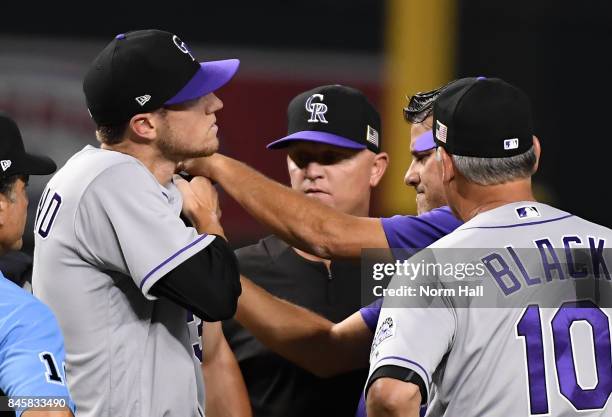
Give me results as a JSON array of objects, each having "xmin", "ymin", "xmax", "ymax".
[
  {"xmin": 0, "ymin": 113, "xmax": 57, "ymax": 177},
  {"xmin": 504, "ymin": 138, "xmax": 519, "ymax": 150},
  {"xmin": 436, "ymin": 120, "xmax": 448, "ymax": 143},
  {"xmin": 82, "ymin": 30, "xmax": 240, "ymax": 125},
  {"xmin": 135, "ymin": 95, "xmax": 152, "ymax": 106},
  {"xmin": 516, "ymin": 205, "xmax": 541, "ymax": 219}
]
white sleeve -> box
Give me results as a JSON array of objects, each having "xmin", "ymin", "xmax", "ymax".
[
  {"xmin": 74, "ymin": 162, "xmax": 216, "ymax": 299},
  {"xmin": 367, "ymin": 274, "xmax": 456, "ymax": 403}
]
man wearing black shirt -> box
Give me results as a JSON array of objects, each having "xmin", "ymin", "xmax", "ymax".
[{"xmin": 223, "ymin": 85, "xmax": 388, "ymax": 417}]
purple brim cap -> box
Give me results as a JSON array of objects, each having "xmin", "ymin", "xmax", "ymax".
[
  {"xmin": 413, "ymin": 130, "xmax": 436, "ymax": 152},
  {"xmin": 165, "ymin": 59, "xmax": 240, "ymax": 105},
  {"xmin": 266, "ymin": 130, "xmax": 367, "ymax": 150}
]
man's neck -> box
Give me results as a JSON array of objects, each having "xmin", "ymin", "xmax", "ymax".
[
  {"xmin": 102, "ymin": 142, "xmax": 176, "ymax": 185},
  {"xmin": 451, "ymin": 177, "xmax": 536, "ymax": 222}
]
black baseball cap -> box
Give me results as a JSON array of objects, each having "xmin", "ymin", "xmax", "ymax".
[
  {"xmin": 0, "ymin": 113, "xmax": 56, "ymax": 178},
  {"xmin": 83, "ymin": 29, "xmax": 240, "ymax": 125},
  {"xmin": 433, "ymin": 77, "xmax": 533, "ymax": 157},
  {"xmin": 266, "ymin": 85, "xmax": 381, "ymax": 152}
]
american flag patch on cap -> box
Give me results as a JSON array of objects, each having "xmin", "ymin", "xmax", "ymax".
[
  {"xmin": 366, "ymin": 125, "xmax": 379, "ymax": 148},
  {"xmin": 436, "ymin": 120, "xmax": 448, "ymax": 143}
]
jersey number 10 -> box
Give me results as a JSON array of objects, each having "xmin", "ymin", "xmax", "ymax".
[
  {"xmin": 35, "ymin": 189, "xmax": 62, "ymax": 239},
  {"xmin": 516, "ymin": 300, "xmax": 611, "ymax": 414}
]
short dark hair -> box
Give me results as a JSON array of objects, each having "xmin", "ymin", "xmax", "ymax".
[
  {"xmin": 95, "ymin": 121, "xmax": 130, "ymax": 145},
  {"xmin": 0, "ymin": 174, "xmax": 27, "ymax": 200},
  {"xmin": 95, "ymin": 107, "xmax": 169, "ymax": 145},
  {"xmin": 404, "ymin": 80, "xmax": 463, "ymax": 124}
]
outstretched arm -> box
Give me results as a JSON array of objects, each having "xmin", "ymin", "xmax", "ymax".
[
  {"xmin": 182, "ymin": 154, "xmax": 389, "ymax": 259},
  {"xmin": 235, "ymin": 276, "xmax": 372, "ymax": 377},
  {"xmin": 202, "ymin": 322, "xmax": 252, "ymax": 417}
]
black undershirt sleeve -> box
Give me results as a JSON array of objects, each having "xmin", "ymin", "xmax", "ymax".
[
  {"xmin": 150, "ymin": 235, "xmax": 241, "ymax": 322},
  {"xmin": 365, "ymin": 365, "xmax": 428, "ymax": 405}
]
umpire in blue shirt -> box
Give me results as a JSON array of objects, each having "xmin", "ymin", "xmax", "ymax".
[{"xmin": 0, "ymin": 113, "xmax": 75, "ymax": 417}]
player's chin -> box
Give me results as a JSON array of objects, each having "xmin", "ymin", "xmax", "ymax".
[
  {"xmin": 190, "ymin": 137, "xmax": 219, "ymax": 158},
  {"xmin": 10, "ymin": 238, "xmax": 24, "ymax": 251},
  {"xmin": 415, "ymin": 195, "xmax": 429, "ymax": 215},
  {"xmin": 305, "ymin": 192, "xmax": 334, "ymax": 206},
  {"xmin": 204, "ymin": 135, "xmax": 219, "ymax": 154}
]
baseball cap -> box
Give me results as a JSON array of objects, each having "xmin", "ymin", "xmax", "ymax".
[
  {"xmin": 433, "ymin": 77, "xmax": 533, "ymax": 158},
  {"xmin": 404, "ymin": 79, "xmax": 467, "ymax": 152},
  {"xmin": 266, "ymin": 85, "xmax": 381, "ymax": 152},
  {"xmin": 0, "ymin": 113, "xmax": 56, "ymax": 178},
  {"xmin": 83, "ymin": 29, "xmax": 240, "ymax": 125}
]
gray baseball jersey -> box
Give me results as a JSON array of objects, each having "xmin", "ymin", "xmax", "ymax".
[
  {"xmin": 368, "ymin": 201, "xmax": 612, "ymax": 416},
  {"xmin": 32, "ymin": 145, "xmax": 215, "ymax": 417}
]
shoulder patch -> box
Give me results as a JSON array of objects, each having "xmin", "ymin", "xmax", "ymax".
[{"xmin": 371, "ymin": 316, "xmax": 396, "ymax": 356}]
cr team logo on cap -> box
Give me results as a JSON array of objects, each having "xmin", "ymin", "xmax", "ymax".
[
  {"xmin": 172, "ymin": 35, "xmax": 195, "ymax": 62},
  {"xmin": 305, "ymin": 94, "xmax": 328, "ymax": 124}
]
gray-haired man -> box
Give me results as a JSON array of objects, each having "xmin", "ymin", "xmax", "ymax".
[{"xmin": 366, "ymin": 77, "xmax": 612, "ymax": 417}]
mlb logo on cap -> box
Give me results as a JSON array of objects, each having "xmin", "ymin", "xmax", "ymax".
[
  {"xmin": 432, "ymin": 77, "xmax": 533, "ymax": 157},
  {"xmin": 516, "ymin": 205, "xmax": 540, "ymax": 219},
  {"xmin": 504, "ymin": 138, "xmax": 519, "ymax": 150}
]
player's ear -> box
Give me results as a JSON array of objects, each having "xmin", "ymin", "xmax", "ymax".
[
  {"xmin": 370, "ymin": 152, "xmax": 389, "ymax": 187},
  {"xmin": 531, "ymin": 135, "xmax": 541, "ymax": 174},
  {"xmin": 438, "ymin": 147, "xmax": 455, "ymax": 183},
  {"xmin": 128, "ymin": 113, "xmax": 157, "ymax": 141},
  {"xmin": 0, "ymin": 192, "xmax": 9, "ymax": 226}
]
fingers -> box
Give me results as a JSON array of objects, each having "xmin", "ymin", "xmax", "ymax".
[
  {"xmin": 180, "ymin": 153, "xmax": 223, "ymax": 178},
  {"xmin": 190, "ymin": 176, "xmax": 214, "ymax": 189},
  {"xmin": 175, "ymin": 175, "xmax": 221, "ymax": 216},
  {"xmin": 173, "ymin": 174, "xmax": 194, "ymax": 198},
  {"xmin": 180, "ymin": 158, "xmax": 201, "ymax": 175}
]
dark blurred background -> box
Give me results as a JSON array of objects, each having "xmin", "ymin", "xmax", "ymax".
[{"xmin": 2, "ymin": 0, "xmax": 611, "ymax": 253}]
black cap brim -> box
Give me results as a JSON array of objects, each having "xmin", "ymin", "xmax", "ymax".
[{"xmin": 10, "ymin": 153, "xmax": 57, "ymax": 176}]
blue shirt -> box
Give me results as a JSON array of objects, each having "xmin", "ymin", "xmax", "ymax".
[{"xmin": 0, "ymin": 274, "xmax": 76, "ymax": 416}]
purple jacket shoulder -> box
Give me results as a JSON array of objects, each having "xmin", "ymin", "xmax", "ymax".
[{"xmin": 381, "ymin": 206, "xmax": 462, "ymax": 249}]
